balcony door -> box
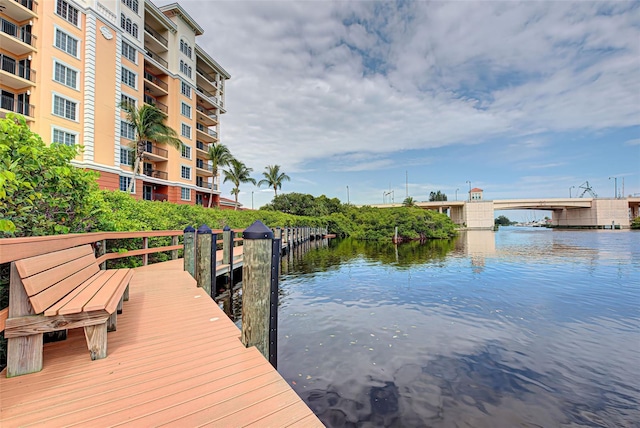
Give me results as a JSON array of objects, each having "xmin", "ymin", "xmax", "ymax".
[{"xmin": 143, "ymin": 185, "xmax": 152, "ymax": 201}]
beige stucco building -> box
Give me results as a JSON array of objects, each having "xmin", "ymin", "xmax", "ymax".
[{"xmin": 0, "ymin": 0, "xmax": 232, "ymax": 207}]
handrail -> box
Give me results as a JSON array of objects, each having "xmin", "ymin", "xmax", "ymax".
[{"xmin": 144, "ymin": 23, "xmax": 168, "ymax": 47}]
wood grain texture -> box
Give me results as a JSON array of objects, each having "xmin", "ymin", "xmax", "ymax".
[
  {"xmin": 0, "ymin": 307, "xmax": 8, "ymax": 332},
  {"xmin": 29, "ymin": 264, "xmax": 100, "ymax": 314},
  {"xmin": 15, "ymin": 245, "xmax": 94, "ymax": 278},
  {"xmin": 21, "ymin": 253, "xmax": 97, "ymax": 297},
  {"xmin": 0, "ymin": 260, "xmax": 321, "ymax": 426},
  {"xmin": 4, "ymin": 311, "xmax": 110, "ymax": 338},
  {"xmin": 84, "ymin": 322, "xmax": 107, "ymax": 360}
]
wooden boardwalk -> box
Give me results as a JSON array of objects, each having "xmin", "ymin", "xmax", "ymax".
[{"xmin": 0, "ymin": 261, "xmax": 322, "ymax": 427}]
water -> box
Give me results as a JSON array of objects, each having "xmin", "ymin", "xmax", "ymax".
[{"xmin": 276, "ymin": 228, "xmax": 640, "ymax": 427}]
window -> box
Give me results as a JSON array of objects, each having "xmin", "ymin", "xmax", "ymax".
[
  {"xmin": 181, "ymin": 102, "xmax": 191, "ymax": 118},
  {"xmin": 119, "ymin": 176, "xmax": 134, "ymax": 192},
  {"xmin": 181, "ymin": 123, "xmax": 191, "ymax": 139},
  {"xmin": 181, "ymin": 145, "xmax": 191, "ymax": 159},
  {"xmin": 52, "ymin": 128, "xmax": 76, "ymax": 146},
  {"xmin": 120, "ymin": 93, "xmax": 136, "ymax": 108},
  {"xmin": 121, "ymin": 67, "xmax": 136, "ymax": 88},
  {"xmin": 55, "ymin": 29, "xmax": 78, "ymax": 57},
  {"xmin": 181, "ymin": 187, "xmax": 191, "ymax": 201},
  {"xmin": 181, "ymin": 81, "xmax": 191, "ymax": 98},
  {"xmin": 121, "ymin": 0, "xmax": 138, "ymax": 14},
  {"xmin": 56, "ymin": 0, "xmax": 79, "ymax": 26},
  {"xmin": 181, "ymin": 166, "xmax": 191, "ymax": 180},
  {"xmin": 179, "ymin": 60, "xmax": 192, "ymax": 78},
  {"xmin": 53, "ymin": 95, "xmax": 77, "ymax": 120},
  {"xmin": 120, "ymin": 14, "xmax": 138, "ymax": 38},
  {"xmin": 180, "ymin": 40, "xmax": 192, "ymax": 58},
  {"xmin": 120, "ymin": 120, "xmax": 135, "ymax": 140},
  {"xmin": 120, "ymin": 147, "xmax": 134, "ymax": 165},
  {"xmin": 121, "ymin": 41, "xmax": 136, "ymax": 63},
  {"xmin": 53, "ymin": 61, "xmax": 78, "ymax": 89}
]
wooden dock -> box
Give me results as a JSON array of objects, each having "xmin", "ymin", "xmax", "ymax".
[{"xmin": 0, "ymin": 261, "xmax": 322, "ymax": 427}]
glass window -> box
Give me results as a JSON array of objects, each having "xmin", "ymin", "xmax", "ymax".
[
  {"xmin": 121, "ymin": 0, "xmax": 138, "ymax": 14},
  {"xmin": 52, "ymin": 128, "xmax": 76, "ymax": 146},
  {"xmin": 181, "ymin": 123, "xmax": 191, "ymax": 139},
  {"xmin": 119, "ymin": 176, "xmax": 134, "ymax": 192},
  {"xmin": 181, "ymin": 187, "xmax": 191, "ymax": 201},
  {"xmin": 120, "ymin": 120, "xmax": 136, "ymax": 140},
  {"xmin": 181, "ymin": 102, "xmax": 191, "ymax": 118},
  {"xmin": 56, "ymin": 0, "xmax": 79, "ymax": 26},
  {"xmin": 55, "ymin": 29, "xmax": 79, "ymax": 57},
  {"xmin": 181, "ymin": 145, "xmax": 191, "ymax": 159},
  {"xmin": 120, "ymin": 147, "xmax": 134, "ymax": 165},
  {"xmin": 120, "ymin": 14, "xmax": 138, "ymax": 38},
  {"xmin": 121, "ymin": 41, "xmax": 136, "ymax": 63},
  {"xmin": 121, "ymin": 67, "xmax": 136, "ymax": 88},
  {"xmin": 181, "ymin": 81, "xmax": 191, "ymax": 98},
  {"xmin": 120, "ymin": 93, "xmax": 136, "ymax": 108},
  {"xmin": 53, "ymin": 62, "xmax": 78, "ymax": 89},
  {"xmin": 53, "ymin": 95, "xmax": 77, "ymax": 120},
  {"xmin": 181, "ymin": 166, "xmax": 191, "ymax": 180}
]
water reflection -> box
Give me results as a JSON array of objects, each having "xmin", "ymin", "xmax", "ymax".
[{"xmin": 277, "ymin": 229, "xmax": 640, "ymax": 427}]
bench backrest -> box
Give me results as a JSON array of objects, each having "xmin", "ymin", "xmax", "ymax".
[{"xmin": 14, "ymin": 245, "xmax": 100, "ymax": 314}]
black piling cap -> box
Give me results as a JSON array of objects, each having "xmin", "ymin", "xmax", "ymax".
[
  {"xmin": 243, "ymin": 220, "xmax": 274, "ymax": 240},
  {"xmin": 223, "ymin": 225, "xmax": 231, "ymax": 231},
  {"xmin": 184, "ymin": 225, "xmax": 196, "ymax": 233},
  {"xmin": 197, "ymin": 224, "xmax": 212, "ymax": 234}
]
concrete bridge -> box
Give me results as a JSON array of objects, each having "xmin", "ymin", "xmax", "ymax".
[{"xmin": 368, "ymin": 197, "xmax": 640, "ymax": 230}]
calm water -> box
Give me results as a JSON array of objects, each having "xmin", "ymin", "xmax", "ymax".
[{"xmin": 276, "ymin": 228, "xmax": 640, "ymax": 427}]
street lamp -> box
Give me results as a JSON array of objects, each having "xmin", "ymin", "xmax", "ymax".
[
  {"xmin": 455, "ymin": 188, "xmax": 459, "ymax": 201},
  {"xmin": 466, "ymin": 180, "xmax": 471, "ymax": 201},
  {"xmin": 569, "ymin": 186, "xmax": 575, "ymax": 198},
  {"xmin": 346, "ymin": 185, "xmax": 350, "ymax": 204},
  {"xmin": 251, "ymin": 191, "xmax": 254, "ymax": 210},
  {"xmin": 609, "ymin": 177, "xmax": 617, "ymax": 199}
]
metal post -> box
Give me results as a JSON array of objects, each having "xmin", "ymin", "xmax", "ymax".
[
  {"xmin": 211, "ymin": 232, "xmax": 217, "ymax": 295},
  {"xmin": 183, "ymin": 226, "xmax": 196, "ymax": 278},
  {"xmin": 269, "ymin": 233, "xmax": 281, "ymax": 368}
]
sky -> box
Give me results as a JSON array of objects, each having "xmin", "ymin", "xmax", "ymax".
[{"xmin": 159, "ymin": 0, "xmax": 640, "ymax": 212}]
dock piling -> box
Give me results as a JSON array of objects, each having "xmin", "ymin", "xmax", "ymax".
[
  {"xmin": 196, "ymin": 225, "xmax": 212, "ymax": 296},
  {"xmin": 183, "ymin": 226, "xmax": 196, "ymax": 278}
]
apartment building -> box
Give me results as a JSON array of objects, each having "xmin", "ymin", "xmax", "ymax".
[{"xmin": 0, "ymin": 0, "xmax": 232, "ymax": 207}]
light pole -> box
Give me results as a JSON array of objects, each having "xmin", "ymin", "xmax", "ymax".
[
  {"xmin": 455, "ymin": 188, "xmax": 459, "ymax": 201},
  {"xmin": 346, "ymin": 185, "xmax": 350, "ymax": 204},
  {"xmin": 251, "ymin": 191, "xmax": 254, "ymax": 210},
  {"xmin": 382, "ymin": 191, "xmax": 386, "ymax": 204},
  {"xmin": 466, "ymin": 180, "xmax": 471, "ymax": 201},
  {"xmin": 569, "ymin": 186, "xmax": 575, "ymax": 198},
  {"xmin": 609, "ymin": 177, "xmax": 617, "ymax": 199}
]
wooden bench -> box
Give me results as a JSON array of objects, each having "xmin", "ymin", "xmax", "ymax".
[{"xmin": 4, "ymin": 245, "xmax": 133, "ymax": 377}]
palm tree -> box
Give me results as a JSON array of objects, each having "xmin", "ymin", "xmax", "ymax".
[
  {"xmin": 120, "ymin": 102, "xmax": 182, "ymax": 193},
  {"xmin": 257, "ymin": 164, "xmax": 290, "ymax": 197},
  {"xmin": 206, "ymin": 143, "xmax": 233, "ymax": 208},
  {"xmin": 403, "ymin": 196, "xmax": 416, "ymax": 207},
  {"xmin": 223, "ymin": 159, "xmax": 256, "ymax": 210}
]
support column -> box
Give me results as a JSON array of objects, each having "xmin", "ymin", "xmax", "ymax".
[
  {"xmin": 196, "ymin": 225, "xmax": 212, "ymax": 297},
  {"xmin": 183, "ymin": 226, "xmax": 196, "ymax": 278}
]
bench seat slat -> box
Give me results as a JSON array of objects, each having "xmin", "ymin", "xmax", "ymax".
[
  {"xmin": 58, "ymin": 270, "xmax": 117, "ymax": 316},
  {"xmin": 43, "ymin": 269, "xmax": 103, "ymax": 317},
  {"xmin": 104, "ymin": 269, "xmax": 134, "ymax": 314},
  {"xmin": 84, "ymin": 269, "xmax": 130, "ymax": 313},
  {"xmin": 30, "ymin": 264, "xmax": 101, "ymax": 315},
  {"xmin": 21, "ymin": 253, "xmax": 97, "ymax": 297},
  {"xmin": 15, "ymin": 245, "xmax": 94, "ymax": 279}
]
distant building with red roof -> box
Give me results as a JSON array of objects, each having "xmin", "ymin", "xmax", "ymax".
[{"xmin": 470, "ymin": 188, "xmax": 483, "ymax": 201}]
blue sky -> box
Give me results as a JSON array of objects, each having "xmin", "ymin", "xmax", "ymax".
[{"xmin": 160, "ymin": 1, "xmax": 640, "ymax": 211}]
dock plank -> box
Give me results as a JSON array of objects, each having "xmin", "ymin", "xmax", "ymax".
[{"xmin": 0, "ymin": 260, "xmax": 320, "ymax": 427}]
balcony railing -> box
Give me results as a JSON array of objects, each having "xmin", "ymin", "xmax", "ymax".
[
  {"xmin": 13, "ymin": 0, "xmax": 36, "ymax": 12},
  {"xmin": 145, "ymin": 49, "xmax": 168, "ymax": 69},
  {"xmin": 144, "ymin": 142, "xmax": 168, "ymax": 158},
  {"xmin": 196, "ymin": 123, "xmax": 218, "ymax": 138},
  {"xmin": 196, "ymin": 140, "xmax": 207, "ymax": 151},
  {"xmin": 143, "ymin": 94, "xmax": 168, "ymax": 113},
  {"xmin": 0, "ymin": 54, "xmax": 35, "ymax": 82},
  {"xmin": 196, "ymin": 161, "xmax": 213, "ymax": 172},
  {"xmin": 196, "ymin": 68, "xmax": 217, "ymax": 87},
  {"xmin": 195, "ymin": 86, "xmax": 219, "ymax": 106},
  {"xmin": 196, "ymin": 105, "xmax": 217, "ymax": 121},
  {"xmin": 1, "ymin": 94, "xmax": 34, "ymax": 116},
  {"xmin": 144, "ymin": 24, "xmax": 167, "ymax": 47},
  {"xmin": 152, "ymin": 193, "xmax": 168, "ymax": 201},
  {"xmin": 144, "ymin": 71, "xmax": 168, "ymax": 91},
  {"xmin": 143, "ymin": 169, "xmax": 168, "ymax": 180},
  {"xmin": 1, "ymin": 17, "xmax": 36, "ymax": 47}
]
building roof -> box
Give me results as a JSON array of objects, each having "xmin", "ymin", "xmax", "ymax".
[
  {"xmin": 159, "ymin": 3, "xmax": 204, "ymax": 36},
  {"xmin": 470, "ymin": 188, "xmax": 483, "ymax": 192},
  {"xmin": 220, "ymin": 197, "xmax": 242, "ymax": 207}
]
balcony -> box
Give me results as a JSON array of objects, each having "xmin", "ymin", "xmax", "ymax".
[
  {"xmin": 144, "ymin": 49, "xmax": 168, "ymax": 70},
  {"xmin": 143, "ymin": 142, "xmax": 168, "ymax": 162},
  {"xmin": 195, "ymin": 86, "xmax": 222, "ymax": 111},
  {"xmin": 196, "ymin": 105, "xmax": 217, "ymax": 126},
  {"xmin": 196, "ymin": 68, "xmax": 217, "ymax": 93},
  {"xmin": 196, "ymin": 182, "xmax": 218, "ymax": 191},
  {"xmin": 0, "ymin": 17, "xmax": 37, "ymax": 55},
  {"xmin": 144, "ymin": 94, "xmax": 168, "ymax": 113},
  {"xmin": 0, "ymin": 54, "xmax": 35, "ymax": 89},
  {"xmin": 143, "ymin": 168, "xmax": 168, "ymax": 180},
  {"xmin": 0, "ymin": 0, "xmax": 37, "ymax": 22},
  {"xmin": 0, "ymin": 93, "xmax": 34, "ymax": 120},
  {"xmin": 196, "ymin": 123, "xmax": 218, "ymax": 143},
  {"xmin": 195, "ymin": 160, "xmax": 213, "ymax": 177},
  {"xmin": 144, "ymin": 70, "xmax": 168, "ymax": 97},
  {"xmin": 143, "ymin": 23, "xmax": 168, "ymax": 52}
]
